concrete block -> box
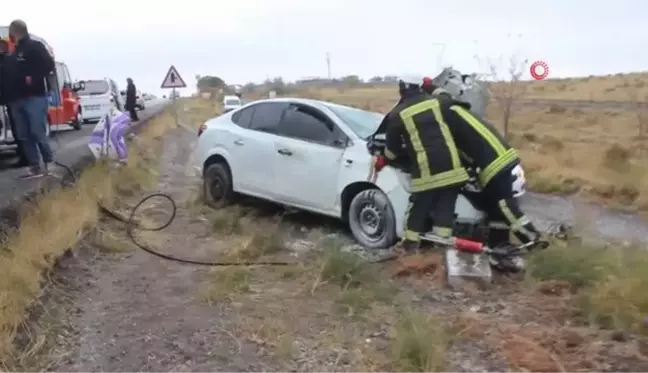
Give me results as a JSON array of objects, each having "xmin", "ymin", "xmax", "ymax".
[{"xmin": 445, "ymin": 248, "xmax": 492, "ymax": 289}]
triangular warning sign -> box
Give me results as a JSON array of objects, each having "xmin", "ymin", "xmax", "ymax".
[{"xmin": 161, "ymin": 65, "xmax": 187, "ymax": 89}]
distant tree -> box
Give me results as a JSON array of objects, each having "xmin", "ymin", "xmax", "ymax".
[
  {"xmin": 243, "ymin": 82, "xmax": 256, "ymax": 93},
  {"xmin": 383, "ymin": 75, "xmax": 398, "ymax": 83},
  {"xmin": 270, "ymin": 77, "xmax": 286, "ymax": 94},
  {"xmin": 197, "ymin": 75, "xmax": 225, "ymax": 92},
  {"xmin": 342, "ymin": 75, "xmax": 362, "ymax": 86},
  {"xmin": 480, "ymin": 54, "xmax": 528, "ymax": 139},
  {"xmin": 369, "ymin": 76, "xmax": 383, "ymax": 83}
]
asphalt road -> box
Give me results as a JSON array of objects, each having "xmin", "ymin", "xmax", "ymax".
[
  {"xmin": 0, "ymin": 98, "xmax": 169, "ymax": 214},
  {"xmin": 513, "ymin": 98, "xmax": 647, "ymax": 112}
]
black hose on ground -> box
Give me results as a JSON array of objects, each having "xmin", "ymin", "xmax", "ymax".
[{"xmin": 54, "ymin": 161, "xmax": 292, "ymax": 266}]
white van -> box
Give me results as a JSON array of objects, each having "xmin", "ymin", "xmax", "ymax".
[
  {"xmin": 222, "ymin": 95, "xmax": 242, "ymax": 113},
  {"xmin": 78, "ymin": 78, "xmax": 124, "ymax": 123}
]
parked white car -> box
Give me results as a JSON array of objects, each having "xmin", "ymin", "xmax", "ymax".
[
  {"xmin": 222, "ymin": 95, "xmax": 242, "ymax": 113},
  {"xmin": 192, "ymin": 98, "xmax": 527, "ymax": 249},
  {"xmin": 78, "ymin": 78, "xmax": 124, "ymax": 123}
]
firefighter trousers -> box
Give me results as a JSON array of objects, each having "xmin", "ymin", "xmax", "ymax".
[
  {"xmin": 402, "ymin": 186, "xmax": 459, "ymax": 249},
  {"xmin": 482, "ymin": 166, "xmax": 540, "ymax": 246}
]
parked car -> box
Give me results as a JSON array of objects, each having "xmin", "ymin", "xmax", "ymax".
[
  {"xmin": 222, "ymin": 95, "xmax": 242, "ymax": 113},
  {"xmin": 78, "ymin": 78, "xmax": 124, "ymax": 123},
  {"xmin": 192, "ymin": 98, "xmax": 526, "ymax": 249}
]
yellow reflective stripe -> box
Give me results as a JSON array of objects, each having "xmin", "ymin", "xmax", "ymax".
[
  {"xmin": 479, "ymin": 148, "xmax": 518, "ymax": 186},
  {"xmin": 384, "ymin": 148, "xmax": 397, "ymax": 160},
  {"xmin": 432, "ymin": 88, "xmax": 448, "ymax": 96},
  {"xmin": 430, "ymin": 103, "xmax": 462, "ymax": 169},
  {"xmin": 432, "ymin": 226, "xmax": 452, "ymax": 238},
  {"xmin": 498, "ymin": 200, "xmax": 534, "ymax": 238},
  {"xmin": 401, "ymin": 115, "xmax": 430, "ymax": 179},
  {"xmin": 399, "ymin": 99, "xmax": 463, "ymax": 176},
  {"xmin": 404, "ymin": 201, "xmax": 413, "ymax": 221},
  {"xmin": 411, "ymin": 168, "xmax": 469, "ymax": 192},
  {"xmin": 403, "ymin": 230, "xmax": 421, "ymax": 241},
  {"xmin": 450, "ymin": 106, "xmax": 507, "ymax": 156}
]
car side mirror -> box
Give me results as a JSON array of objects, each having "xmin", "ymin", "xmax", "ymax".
[{"xmin": 72, "ymin": 81, "xmax": 85, "ymax": 92}]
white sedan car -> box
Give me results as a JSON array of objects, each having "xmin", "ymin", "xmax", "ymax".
[{"xmin": 192, "ymin": 98, "xmax": 521, "ymax": 249}]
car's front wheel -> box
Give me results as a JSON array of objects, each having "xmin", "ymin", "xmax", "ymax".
[
  {"xmin": 347, "ymin": 188, "xmax": 397, "ymax": 249},
  {"xmin": 203, "ymin": 163, "xmax": 235, "ymax": 209}
]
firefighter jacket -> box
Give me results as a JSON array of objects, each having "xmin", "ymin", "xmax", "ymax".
[
  {"xmin": 440, "ymin": 100, "xmax": 519, "ymax": 188},
  {"xmin": 383, "ymin": 93, "xmax": 469, "ymax": 192}
]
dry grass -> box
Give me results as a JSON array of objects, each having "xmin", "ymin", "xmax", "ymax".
[
  {"xmin": 490, "ymin": 104, "xmax": 648, "ymax": 212},
  {"xmin": 0, "ymin": 109, "xmax": 175, "ymax": 367},
  {"xmin": 177, "ymin": 97, "xmax": 222, "ymax": 130},
  {"xmin": 528, "ymin": 239, "xmax": 648, "ymax": 333},
  {"xmin": 518, "ymin": 72, "xmax": 648, "ymax": 101}
]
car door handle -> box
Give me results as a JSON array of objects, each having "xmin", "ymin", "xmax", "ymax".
[
  {"xmin": 233, "ymin": 139, "xmax": 244, "ymax": 146},
  {"xmin": 277, "ymin": 148, "xmax": 293, "ymax": 156}
]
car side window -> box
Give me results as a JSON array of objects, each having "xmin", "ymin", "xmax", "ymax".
[
  {"xmin": 277, "ymin": 104, "xmax": 335, "ymax": 144},
  {"xmin": 231, "ymin": 106, "xmax": 255, "ymax": 128},
  {"xmin": 248, "ymin": 103, "xmax": 288, "ymax": 133}
]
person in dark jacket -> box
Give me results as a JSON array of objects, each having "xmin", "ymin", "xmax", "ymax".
[
  {"xmin": 374, "ymin": 76, "xmax": 469, "ymax": 253},
  {"xmin": 0, "ymin": 38, "xmax": 29, "ymax": 167},
  {"xmin": 125, "ymin": 78, "xmax": 139, "ymax": 121},
  {"xmin": 423, "ymin": 82, "xmax": 542, "ymax": 248},
  {"xmin": 7, "ymin": 20, "xmax": 55, "ymax": 179}
]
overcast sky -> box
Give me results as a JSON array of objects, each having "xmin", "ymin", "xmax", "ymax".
[{"xmin": 3, "ymin": 0, "xmax": 647, "ymax": 96}]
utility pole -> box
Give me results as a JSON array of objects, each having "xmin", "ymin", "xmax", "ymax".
[{"xmin": 326, "ymin": 52, "xmax": 331, "ymax": 80}]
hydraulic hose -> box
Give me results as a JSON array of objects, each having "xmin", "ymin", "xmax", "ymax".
[{"xmin": 54, "ymin": 160, "xmax": 291, "ymax": 266}]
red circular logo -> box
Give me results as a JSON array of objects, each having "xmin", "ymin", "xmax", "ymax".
[{"xmin": 530, "ymin": 60, "xmax": 549, "ymax": 80}]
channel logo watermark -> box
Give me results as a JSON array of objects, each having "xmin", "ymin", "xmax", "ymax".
[{"xmin": 529, "ymin": 60, "xmax": 549, "ymax": 80}]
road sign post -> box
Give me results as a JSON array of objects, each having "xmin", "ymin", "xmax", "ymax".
[{"xmin": 160, "ymin": 65, "xmax": 187, "ymax": 128}]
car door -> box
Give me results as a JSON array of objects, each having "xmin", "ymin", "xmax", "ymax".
[
  {"xmin": 228, "ymin": 102, "xmax": 289, "ymax": 197},
  {"xmin": 109, "ymin": 80, "xmax": 123, "ymax": 110},
  {"xmin": 272, "ymin": 103, "xmax": 348, "ymax": 212}
]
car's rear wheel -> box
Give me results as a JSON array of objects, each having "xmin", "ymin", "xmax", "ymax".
[
  {"xmin": 348, "ymin": 188, "xmax": 396, "ymax": 249},
  {"xmin": 203, "ymin": 163, "xmax": 234, "ymax": 209}
]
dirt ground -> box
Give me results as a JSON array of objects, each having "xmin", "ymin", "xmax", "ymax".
[{"xmin": 19, "ymin": 127, "xmax": 648, "ymax": 372}]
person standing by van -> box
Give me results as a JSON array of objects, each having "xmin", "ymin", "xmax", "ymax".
[
  {"xmin": 7, "ymin": 20, "xmax": 55, "ymax": 179},
  {"xmin": 125, "ymin": 78, "xmax": 139, "ymax": 121},
  {"xmin": 0, "ymin": 38, "xmax": 28, "ymax": 168}
]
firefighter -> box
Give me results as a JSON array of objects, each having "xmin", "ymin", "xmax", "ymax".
[
  {"xmin": 374, "ymin": 76, "xmax": 469, "ymax": 253},
  {"xmin": 422, "ymin": 76, "xmax": 449, "ymax": 96},
  {"xmin": 424, "ymin": 82, "xmax": 542, "ymax": 248}
]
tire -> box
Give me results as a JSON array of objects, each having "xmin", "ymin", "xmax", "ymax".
[
  {"xmin": 71, "ymin": 112, "xmax": 82, "ymax": 130},
  {"xmin": 347, "ymin": 188, "xmax": 397, "ymax": 249},
  {"xmin": 203, "ymin": 163, "xmax": 235, "ymax": 209}
]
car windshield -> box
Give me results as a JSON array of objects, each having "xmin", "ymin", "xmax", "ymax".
[
  {"xmin": 324, "ymin": 102, "xmax": 384, "ymax": 139},
  {"xmin": 225, "ymin": 99, "xmax": 241, "ymax": 106},
  {"xmin": 78, "ymin": 80, "xmax": 110, "ymax": 96}
]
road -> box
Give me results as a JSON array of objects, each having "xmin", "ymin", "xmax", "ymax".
[
  {"xmin": 0, "ymin": 98, "xmax": 169, "ymax": 216},
  {"xmin": 515, "ymin": 98, "xmax": 648, "ymax": 111}
]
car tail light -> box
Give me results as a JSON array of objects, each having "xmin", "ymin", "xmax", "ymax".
[{"xmin": 198, "ymin": 124, "xmax": 207, "ymax": 136}]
